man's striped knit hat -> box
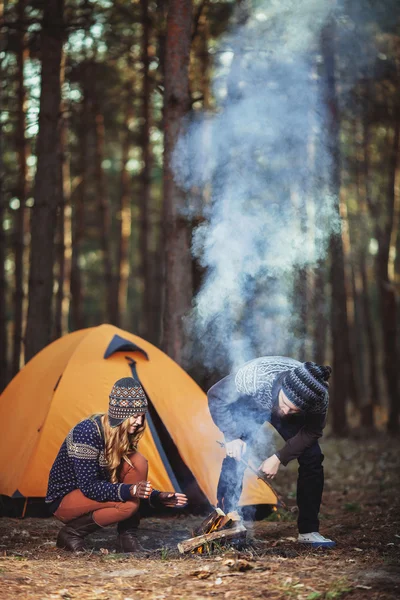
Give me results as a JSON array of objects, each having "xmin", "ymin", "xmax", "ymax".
[
  {"xmin": 281, "ymin": 362, "xmax": 331, "ymax": 413},
  {"xmin": 108, "ymin": 376, "xmax": 148, "ymax": 428}
]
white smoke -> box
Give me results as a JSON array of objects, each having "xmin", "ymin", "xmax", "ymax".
[{"xmin": 173, "ymin": 0, "xmax": 342, "ymax": 373}]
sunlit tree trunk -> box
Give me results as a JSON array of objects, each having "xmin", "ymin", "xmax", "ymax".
[
  {"xmin": 312, "ymin": 261, "xmax": 328, "ymax": 363},
  {"xmin": 93, "ymin": 106, "xmax": 114, "ymax": 324},
  {"xmin": 363, "ymin": 96, "xmax": 400, "ymax": 434},
  {"xmin": 70, "ymin": 88, "xmax": 87, "ymax": 331},
  {"xmin": 115, "ymin": 92, "xmax": 133, "ymax": 329},
  {"xmin": 54, "ymin": 82, "xmax": 71, "ymax": 339},
  {"xmin": 379, "ymin": 121, "xmax": 400, "ymax": 434},
  {"xmin": 359, "ymin": 250, "xmax": 379, "ymax": 427},
  {"xmin": 25, "ymin": 0, "xmax": 65, "ymax": 362},
  {"xmin": 11, "ymin": 0, "xmax": 28, "ymax": 375},
  {"xmin": 162, "ymin": 0, "xmax": 193, "ymax": 365},
  {"xmin": 0, "ymin": 108, "xmax": 7, "ymax": 390},
  {"xmin": 321, "ymin": 21, "xmax": 357, "ymax": 434},
  {"xmin": 356, "ymin": 114, "xmax": 379, "ymax": 428},
  {"xmin": 0, "ymin": 0, "xmax": 6, "ymax": 390},
  {"xmin": 140, "ymin": 0, "xmax": 156, "ymax": 341}
]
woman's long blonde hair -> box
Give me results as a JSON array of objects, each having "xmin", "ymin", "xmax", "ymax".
[{"xmin": 100, "ymin": 413, "xmax": 146, "ymax": 483}]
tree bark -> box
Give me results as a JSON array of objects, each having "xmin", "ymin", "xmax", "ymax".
[
  {"xmin": 140, "ymin": 0, "xmax": 155, "ymax": 341},
  {"xmin": 356, "ymin": 114, "xmax": 380, "ymax": 427},
  {"xmin": 93, "ymin": 105, "xmax": 114, "ymax": 324},
  {"xmin": 11, "ymin": 0, "xmax": 28, "ymax": 375},
  {"xmin": 0, "ymin": 97, "xmax": 7, "ymax": 391},
  {"xmin": 0, "ymin": 0, "xmax": 7, "ymax": 390},
  {"xmin": 162, "ymin": 0, "xmax": 193, "ymax": 365},
  {"xmin": 321, "ymin": 21, "xmax": 356, "ymax": 435},
  {"xmin": 70, "ymin": 87, "xmax": 88, "ymax": 331},
  {"xmin": 115, "ymin": 92, "xmax": 133, "ymax": 330},
  {"xmin": 53, "ymin": 73, "xmax": 71, "ymax": 340},
  {"xmin": 25, "ymin": 0, "xmax": 65, "ymax": 362},
  {"xmin": 379, "ymin": 121, "xmax": 400, "ymax": 434}
]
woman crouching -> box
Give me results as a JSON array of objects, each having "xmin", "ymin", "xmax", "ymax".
[{"xmin": 45, "ymin": 376, "xmax": 187, "ymax": 552}]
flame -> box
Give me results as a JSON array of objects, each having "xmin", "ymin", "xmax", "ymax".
[{"xmin": 208, "ymin": 516, "xmax": 224, "ymax": 533}]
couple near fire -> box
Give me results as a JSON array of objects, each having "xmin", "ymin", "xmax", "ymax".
[{"xmin": 46, "ymin": 356, "xmax": 335, "ymax": 552}]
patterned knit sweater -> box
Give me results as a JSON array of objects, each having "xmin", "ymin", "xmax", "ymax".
[
  {"xmin": 46, "ymin": 418, "xmax": 132, "ymax": 505},
  {"xmin": 208, "ymin": 356, "xmax": 327, "ymax": 465}
]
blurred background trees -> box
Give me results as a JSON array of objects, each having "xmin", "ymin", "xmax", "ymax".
[{"xmin": 0, "ymin": 0, "xmax": 399, "ymax": 434}]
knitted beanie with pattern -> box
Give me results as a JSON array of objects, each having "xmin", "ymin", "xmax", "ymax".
[
  {"xmin": 108, "ymin": 376, "xmax": 148, "ymax": 428},
  {"xmin": 281, "ymin": 362, "xmax": 331, "ymax": 414}
]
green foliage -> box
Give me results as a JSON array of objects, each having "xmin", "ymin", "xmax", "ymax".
[
  {"xmin": 264, "ymin": 508, "xmax": 296, "ymax": 522},
  {"xmin": 343, "ymin": 502, "xmax": 361, "ymax": 513},
  {"xmin": 305, "ymin": 579, "xmax": 352, "ymax": 600}
]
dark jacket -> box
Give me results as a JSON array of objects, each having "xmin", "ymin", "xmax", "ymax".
[{"xmin": 207, "ymin": 356, "xmax": 327, "ymax": 465}]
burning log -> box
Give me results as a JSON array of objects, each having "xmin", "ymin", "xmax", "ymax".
[
  {"xmin": 191, "ymin": 508, "xmax": 233, "ymax": 537},
  {"xmin": 178, "ymin": 509, "xmax": 246, "ymax": 554}
]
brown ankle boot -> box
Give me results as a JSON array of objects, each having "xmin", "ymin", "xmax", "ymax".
[
  {"xmin": 117, "ymin": 530, "xmax": 144, "ymax": 553},
  {"xmin": 117, "ymin": 513, "xmax": 143, "ymax": 553},
  {"xmin": 57, "ymin": 512, "xmax": 100, "ymax": 552}
]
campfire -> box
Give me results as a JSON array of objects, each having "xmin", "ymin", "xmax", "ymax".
[{"xmin": 177, "ymin": 508, "xmax": 247, "ymax": 554}]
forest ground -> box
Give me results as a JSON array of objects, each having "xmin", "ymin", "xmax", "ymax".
[{"xmin": 0, "ymin": 436, "xmax": 399, "ymax": 600}]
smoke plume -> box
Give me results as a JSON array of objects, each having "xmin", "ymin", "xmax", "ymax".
[{"xmin": 173, "ymin": 0, "xmax": 344, "ymax": 374}]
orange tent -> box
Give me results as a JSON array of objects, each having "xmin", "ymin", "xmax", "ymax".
[{"xmin": 0, "ymin": 324, "xmax": 277, "ymax": 508}]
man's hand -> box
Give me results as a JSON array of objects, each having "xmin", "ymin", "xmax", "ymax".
[
  {"xmin": 225, "ymin": 439, "xmax": 247, "ymax": 461},
  {"xmin": 158, "ymin": 492, "xmax": 188, "ymax": 507},
  {"xmin": 130, "ymin": 480, "xmax": 153, "ymax": 499},
  {"xmin": 259, "ymin": 454, "xmax": 281, "ymax": 479}
]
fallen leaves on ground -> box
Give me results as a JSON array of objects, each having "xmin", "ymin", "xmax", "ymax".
[{"xmin": 0, "ymin": 435, "xmax": 399, "ymax": 599}]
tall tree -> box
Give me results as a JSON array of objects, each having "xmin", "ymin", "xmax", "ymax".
[
  {"xmin": 70, "ymin": 78, "xmax": 88, "ymax": 331},
  {"xmin": 93, "ymin": 100, "xmax": 114, "ymax": 324},
  {"xmin": 11, "ymin": 0, "xmax": 28, "ymax": 375},
  {"xmin": 53, "ymin": 75, "xmax": 72, "ymax": 340},
  {"xmin": 162, "ymin": 0, "xmax": 193, "ymax": 365},
  {"xmin": 0, "ymin": 0, "xmax": 8, "ymax": 390},
  {"xmin": 377, "ymin": 120, "xmax": 400, "ymax": 434},
  {"xmin": 362, "ymin": 82, "xmax": 400, "ymax": 434},
  {"xmin": 115, "ymin": 80, "xmax": 134, "ymax": 330},
  {"xmin": 25, "ymin": 0, "xmax": 65, "ymax": 362},
  {"xmin": 140, "ymin": 0, "xmax": 154, "ymax": 340},
  {"xmin": 321, "ymin": 21, "xmax": 357, "ymax": 435}
]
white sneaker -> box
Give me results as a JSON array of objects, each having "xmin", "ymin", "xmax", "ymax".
[{"xmin": 298, "ymin": 532, "xmax": 336, "ymax": 548}]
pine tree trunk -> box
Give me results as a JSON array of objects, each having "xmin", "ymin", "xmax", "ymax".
[
  {"xmin": 54, "ymin": 79, "xmax": 71, "ymax": 340},
  {"xmin": 162, "ymin": 0, "xmax": 193, "ymax": 365},
  {"xmin": 140, "ymin": 0, "xmax": 155, "ymax": 341},
  {"xmin": 321, "ymin": 22, "xmax": 355, "ymax": 435},
  {"xmin": 379, "ymin": 121, "xmax": 400, "ymax": 435},
  {"xmin": 93, "ymin": 106, "xmax": 114, "ymax": 324},
  {"xmin": 0, "ymin": 124, "xmax": 7, "ymax": 391},
  {"xmin": 70, "ymin": 89, "xmax": 87, "ymax": 331},
  {"xmin": 0, "ymin": 0, "xmax": 7, "ymax": 390},
  {"xmin": 115, "ymin": 96, "xmax": 133, "ymax": 329},
  {"xmin": 356, "ymin": 115, "xmax": 379, "ymax": 427},
  {"xmin": 312, "ymin": 260, "xmax": 328, "ymax": 363},
  {"xmin": 25, "ymin": 0, "xmax": 65, "ymax": 362},
  {"xmin": 359, "ymin": 250, "xmax": 379, "ymax": 427},
  {"xmin": 11, "ymin": 0, "xmax": 28, "ymax": 375}
]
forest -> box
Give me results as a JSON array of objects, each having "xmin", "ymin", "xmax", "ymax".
[{"xmin": 1, "ymin": 0, "xmax": 400, "ymax": 436}]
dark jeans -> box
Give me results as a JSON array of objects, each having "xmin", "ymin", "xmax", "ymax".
[{"xmin": 217, "ymin": 411, "xmax": 324, "ymax": 534}]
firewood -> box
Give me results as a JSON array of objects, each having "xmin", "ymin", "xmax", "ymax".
[
  {"xmin": 178, "ymin": 523, "xmax": 247, "ymax": 554},
  {"xmin": 192, "ymin": 508, "xmax": 226, "ymax": 536}
]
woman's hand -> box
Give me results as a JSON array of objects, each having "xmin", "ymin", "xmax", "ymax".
[
  {"xmin": 225, "ymin": 439, "xmax": 247, "ymax": 461},
  {"xmin": 158, "ymin": 492, "xmax": 188, "ymax": 507},
  {"xmin": 130, "ymin": 480, "xmax": 153, "ymax": 499},
  {"xmin": 258, "ymin": 454, "xmax": 281, "ymax": 479}
]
